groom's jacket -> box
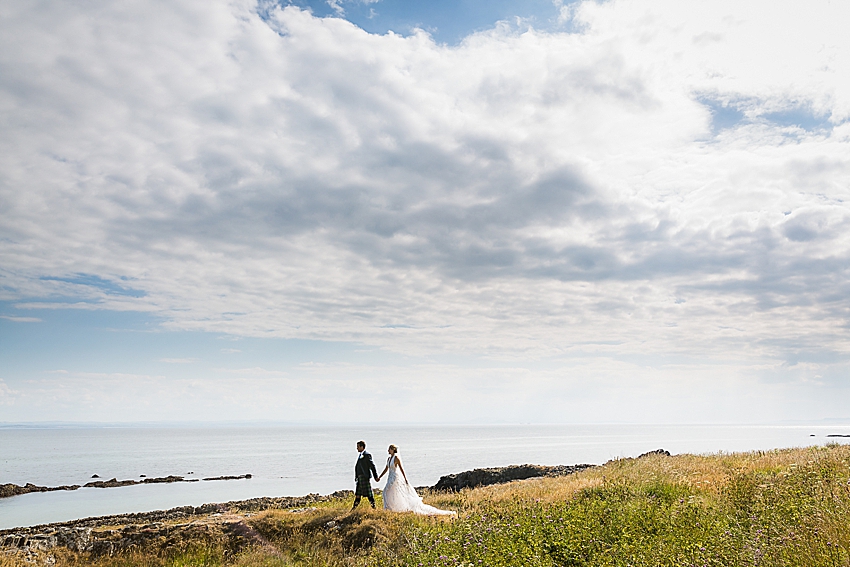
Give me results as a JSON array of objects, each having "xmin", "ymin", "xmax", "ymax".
[{"xmin": 355, "ymin": 450, "xmax": 378, "ymax": 480}]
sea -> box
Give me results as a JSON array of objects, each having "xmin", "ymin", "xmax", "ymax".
[{"xmin": 2, "ymin": 423, "xmax": 850, "ymax": 530}]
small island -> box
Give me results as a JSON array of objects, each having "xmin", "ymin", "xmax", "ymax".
[
  {"xmin": 2, "ymin": 444, "xmax": 849, "ymax": 566},
  {"xmin": 0, "ymin": 474, "xmax": 253, "ymax": 499}
]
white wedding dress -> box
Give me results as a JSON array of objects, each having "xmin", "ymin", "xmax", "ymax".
[{"xmin": 382, "ymin": 455, "xmax": 456, "ymax": 516}]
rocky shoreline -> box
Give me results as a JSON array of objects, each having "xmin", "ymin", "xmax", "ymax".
[
  {"xmin": 0, "ymin": 457, "xmax": 680, "ymax": 560},
  {"xmin": 0, "ymin": 474, "xmax": 253, "ymax": 499},
  {"xmin": 431, "ymin": 463, "xmax": 595, "ymax": 491},
  {"xmin": 0, "ymin": 493, "xmax": 347, "ymax": 559}
]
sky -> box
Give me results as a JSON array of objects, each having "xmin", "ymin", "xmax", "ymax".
[{"xmin": 1, "ymin": 0, "xmax": 849, "ymax": 425}]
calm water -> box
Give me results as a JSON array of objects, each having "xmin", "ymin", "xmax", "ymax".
[{"xmin": 2, "ymin": 423, "xmax": 850, "ymax": 529}]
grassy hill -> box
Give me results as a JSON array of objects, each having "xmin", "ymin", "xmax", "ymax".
[{"xmin": 5, "ymin": 443, "xmax": 850, "ymax": 566}]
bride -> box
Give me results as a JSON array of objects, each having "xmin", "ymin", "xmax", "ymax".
[{"xmin": 377, "ymin": 445, "xmax": 456, "ymax": 516}]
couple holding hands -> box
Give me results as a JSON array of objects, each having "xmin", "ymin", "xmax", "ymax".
[{"xmin": 352, "ymin": 440, "xmax": 456, "ymax": 516}]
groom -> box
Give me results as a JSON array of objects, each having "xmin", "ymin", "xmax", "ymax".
[{"xmin": 352, "ymin": 440, "xmax": 379, "ymax": 510}]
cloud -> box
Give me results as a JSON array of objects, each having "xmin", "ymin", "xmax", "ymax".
[
  {"xmin": 326, "ymin": 0, "xmax": 344, "ymax": 16},
  {"xmin": 1, "ymin": 0, "xmax": 849, "ymax": 383},
  {"xmin": 0, "ymin": 315, "xmax": 42, "ymax": 322},
  {"xmin": 324, "ymin": 0, "xmax": 380, "ymax": 17},
  {"xmin": 214, "ymin": 366, "xmax": 289, "ymax": 377},
  {"xmin": 1, "ymin": 357, "xmax": 846, "ymax": 423},
  {"xmin": 0, "ymin": 380, "xmax": 18, "ymax": 405}
]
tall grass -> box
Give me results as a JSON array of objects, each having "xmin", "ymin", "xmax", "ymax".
[
  {"xmin": 387, "ymin": 444, "xmax": 850, "ymax": 567},
  {"xmin": 7, "ymin": 444, "xmax": 850, "ymax": 566}
]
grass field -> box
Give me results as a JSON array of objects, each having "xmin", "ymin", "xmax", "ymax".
[{"xmin": 5, "ymin": 444, "xmax": 850, "ymax": 566}]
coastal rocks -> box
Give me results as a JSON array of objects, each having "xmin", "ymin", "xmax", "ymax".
[
  {"xmin": 0, "ymin": 483, "xmax": 80, "ymax": 498},
  {"xmin": 431, "ymin": 463, "xmax": 595, "ymax": 492},
  {"xmin": 142, "ymin": 475, "xmax": 196, "ymax": 484},
  {"xmin": 0, "ymin": 527, "xmax": 91, "ymax": 553},
  {"xmin": 80, "ymin": 475, "xmax": 191, "ymax": 489},
  {"xmin": 0, "ymin": 493, "xmax": 333, "ymax": 559},
  {"xmin": 601, "ymin": 449, "xmax": 672, "ymax": 466},
  {"xmin": 55, "ymin": 527, "xmax": 93, "ymax": 552},
  {"xmin": 638, "ymin": 449, "xmax": 671, "ymax": 458},
  {"xmin": 83, "ymin": 478, "xmax": 138, "ymax": 489},
  {"xmin": 2, "ymin": 520, "xmax": 236, "ymax": 558},
  {"xmin": 1, "ymin": 474, "xmax": 253, "ymax": 499},
  {"xmin": 202, "ymin": 474, "xmax": 252, "ymax": 481},
  {"xmin": 328, "ymin": 490, "xmax": 353, "ymax": 499}
]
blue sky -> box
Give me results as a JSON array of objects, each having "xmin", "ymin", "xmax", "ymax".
[
  {"xmin": 278, "ymin": 0, "xmax": 572, "ymax": 43},
  {"xmin": 1, "ymin": 0, "xmax": 850, "ymax": 424}
]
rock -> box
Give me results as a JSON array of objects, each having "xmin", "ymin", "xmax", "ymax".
[
  {"xmin": 202, "ymin": 474, "xmax": 252, "ymax": 481},
  {"xmin": 2, "ymin": 474, "xmax": 248, "ymax": 499},
  {"xmin": 81, "ymin": 476, "xmax": 186, "ymax": 489},
  {"xmin": 84, "ymin": 478, "xmax": 136, "ymax": 489},
  {"xmin": 637, "ymin": 449, "xmax": 671, "ymax": 458},
  {"xmin": 55, "ymin": 527, "xmax": 92, "ymax": 552},
  {"xmin": 2, "ymin": 476, "xmax": 197, "ymax": 499},
  {"xmin": 0, "ymin": 484, "xmax": 28, "ymax": 498},
  {"xmin": 141, "ymin": 475, "xmax": 185, "ymax": 484},
  {"xmin": 431, "ymin": 464, "xmax": 595, "ymax": 492},
  {"xmin": 0, "ymin": 483, "xmax": 81, "ymax": 498},
  {"xmin": 603, "ymin": 449, "xmax": 673, "ymax": 465}
]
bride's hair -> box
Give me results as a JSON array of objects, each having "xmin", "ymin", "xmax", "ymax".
[{"xmin": 388, "ymin": 444, "xmax": 398, "ymax": 453}]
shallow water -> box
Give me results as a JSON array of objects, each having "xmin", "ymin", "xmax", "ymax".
[{"xmin": 2, "ymin": 423, "xmax": 849, "ymax": 529}]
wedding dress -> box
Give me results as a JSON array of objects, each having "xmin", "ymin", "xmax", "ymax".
[{"xmin": 382, "ymin": 455, "xmax": 456, "ymax": 516}]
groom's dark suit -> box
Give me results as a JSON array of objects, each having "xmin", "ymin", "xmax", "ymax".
[{"xmin": 353, "ymin": 450, "xmax": 379, "ymax": 508}]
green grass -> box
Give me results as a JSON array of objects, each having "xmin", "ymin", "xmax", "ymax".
[
  {"xmin": 9, "ymin": 444, "xmax": 850, "ymax": 567},
  {"xmin": 386, "ymin": 445, "xmax": 850, "ymax": 567}
]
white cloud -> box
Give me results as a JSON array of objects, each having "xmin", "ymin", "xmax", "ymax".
[
  {"xmin": 326, "ymin": 0, "xmax": 344, "ymax": 16},
  {"xmin": 1, "ymin": 0, "xmax": 849, "ymax": 421},
  {"xmin": 1, "ymin": 358, "xmax": 845, "ymax": 423},
  {"xmin": 0, "ymin": 315, "xmax": 41, "ymax": 322},
  {"xmin": 0, "ymin": 379, "xmax": 18, "ymax": 405},
  {"xmin": 214, "ymin": 366, "xmax": 288, "ymax": 376},
  {"xmin": 324, "ymin": 0, "xmax": 380, "ymax": 17}
]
